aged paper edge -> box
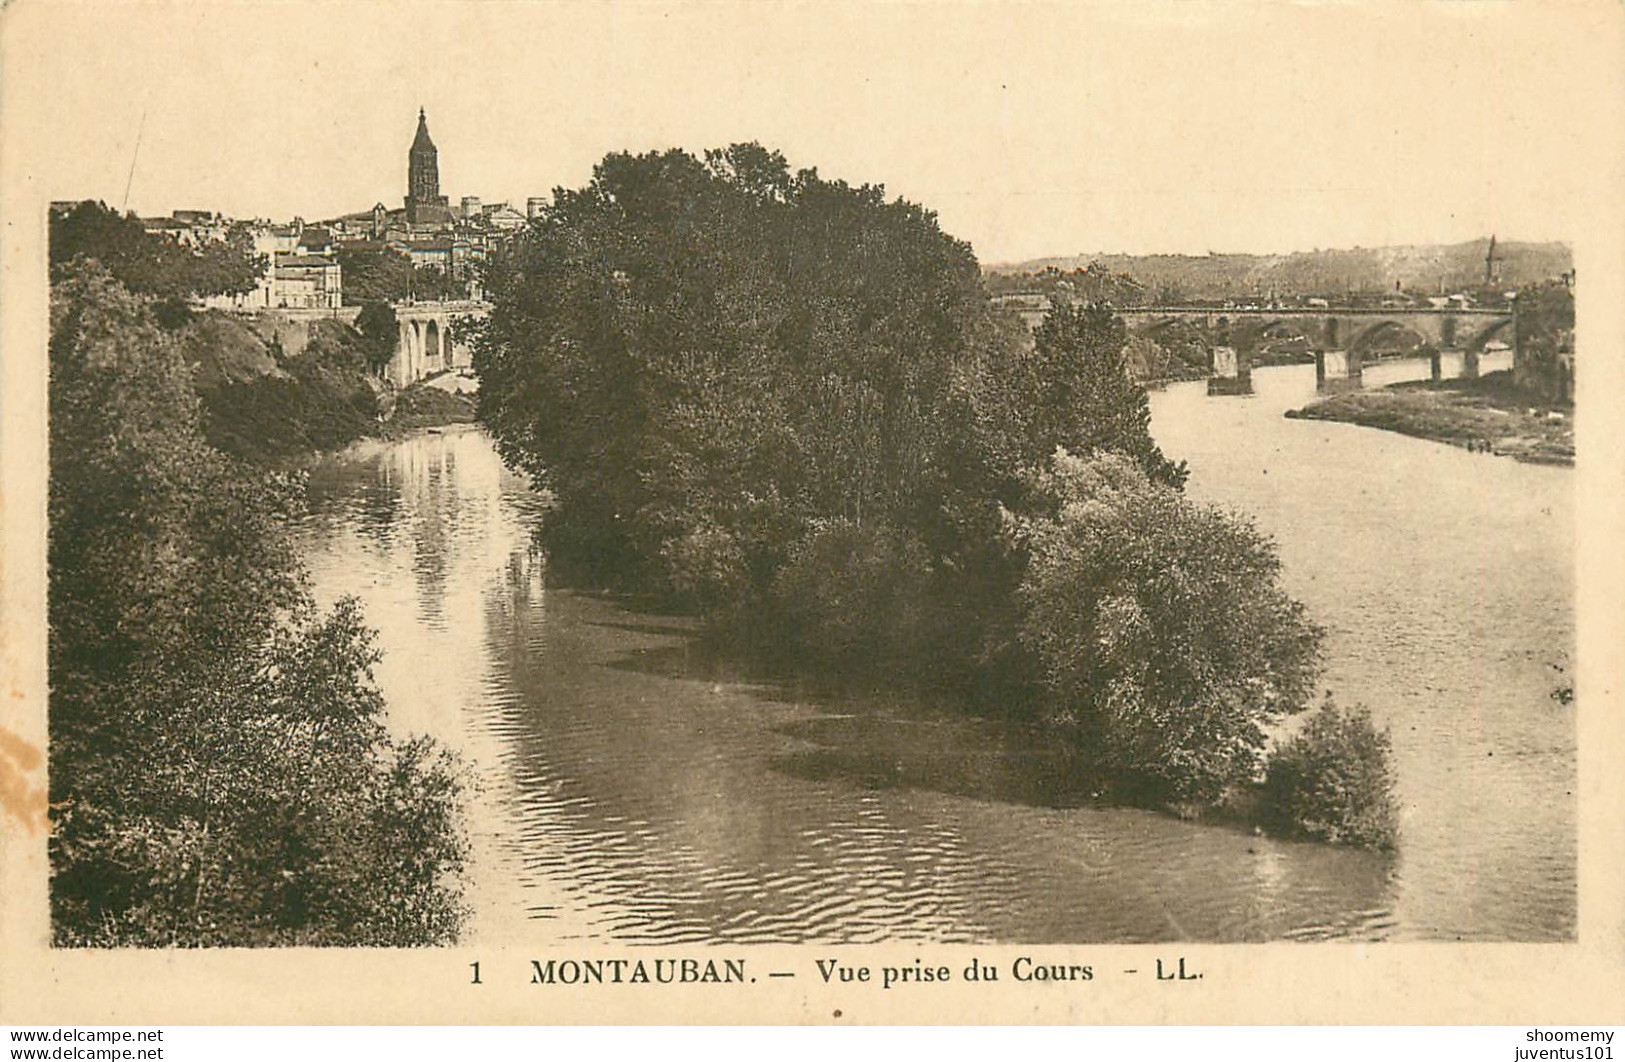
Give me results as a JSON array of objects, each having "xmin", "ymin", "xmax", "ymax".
[{"xmin": 1, "ymin": 0, "xmax": 1622, "ymax": 1026}]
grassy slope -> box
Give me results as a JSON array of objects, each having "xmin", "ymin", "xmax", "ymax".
[{"xmin": 187, "ymin": 313, "xmax": 477, "ymax": 463}]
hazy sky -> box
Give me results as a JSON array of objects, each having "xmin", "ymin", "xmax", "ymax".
[{"xmin": 3, "ymin": 1, "xmax": 1619, "ymax": 264}]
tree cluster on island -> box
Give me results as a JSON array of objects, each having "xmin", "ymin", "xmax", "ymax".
[{"xmin": 473, "ymin": 143, "xmax": 1396, "ymax": 837}]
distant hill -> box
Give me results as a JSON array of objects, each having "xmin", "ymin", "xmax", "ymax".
[{"xmin": 986, "ymin": 240, "xmax": 1573, "ymax": 299}]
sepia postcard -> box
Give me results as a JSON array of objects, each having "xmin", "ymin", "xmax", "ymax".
[{"xmin": 2, "ymin": 0, "xmax": 1623, "ymax": 1027}]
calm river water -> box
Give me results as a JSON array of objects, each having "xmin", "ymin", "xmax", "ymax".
[{"xmin": 296, "ymin": 351, "xmax": 1574, "ymax": 943}]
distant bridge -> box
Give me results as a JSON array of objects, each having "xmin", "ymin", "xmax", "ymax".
[
  {"xmin": 1121, "ymin": 305, "xmax": 1515, "ymax": 394},
  {"xmin": 1117, "ymin": 305, "xmax": 1516, "ymax": 359},
  {"xmin": 386, "ymin": 300, "xmax": 490, "ymax": 387},
  {"xmin": 996, "ymin": 297, "xmax": 1519, "ymax": 394}
]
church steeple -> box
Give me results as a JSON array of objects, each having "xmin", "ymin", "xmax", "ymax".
[
  {"xmin": 406, "ymin": 108, "xmax": 448, "ymax": 225},
  {"xmin": 408, "ymin": 108, "xmax": 440, "ymax": 201}
]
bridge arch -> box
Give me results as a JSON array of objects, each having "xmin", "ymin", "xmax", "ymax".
[
  {"xmin": 425, "ymin": 319, "xmax": 443, "ymax": 369},
  {"xmin": 1349, "ymin": 320, "xmax": 1431, "ymax": 359},
  {"xmin": 1224, "ymin": 317, "xmax": 1315, "ymax": 358},
  {"xmin": 1260, "ymin": 320, "xmax": 1310, "ymax": 340},
  {"xmin": 1462, "ymin": 316, "xmax": 1514, "ymax": 352},
  {"xmin": 1343, "ymin": 314, "xmax": 1452, "ymax": 357}
]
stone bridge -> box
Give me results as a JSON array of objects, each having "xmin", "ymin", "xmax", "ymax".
[
  {"xmin": 1118, "ymin": 305, "xmax": 1515, "ymax": 394},
  {"xmin": 386, "ymin": 300, "xmax": 491, "ymax": 387},
  {"xmin": 1119, "ymin": 306, "xmax": 1514, "ymax": 358}
]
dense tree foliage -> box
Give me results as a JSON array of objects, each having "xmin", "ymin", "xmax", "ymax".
[
  {"xmin": 334, "ymin": 245, "xmax": 414, "ymax": 304},
  {"xmin": 48, "ymin": 262, "xmax": 466, "ymax": 945},
  {"xmin": 475, "ymin": 145, "xmax": 1003, "ymax": 600},
  {"xmin": 1512, "ymin": 279, "xmax": 1576, "ymax": 405},
  {"xmin": 49, "ymin": 201, "xmax": 264, "ymax": 311},
  {"xmin": 475, "ymin": 143, "xmax": 1328, "ymax": 809},
  {"xmin": 1004, "ymin": 450, "xmax": 1322, "ymax": 803},
  {"xmin": 335, "ymin": 246, "xmax": 465, "ymax": 304},
  {"xmin": 355, "ymin": 300, "xmax": 400, "ymax": 374},
  {"xmin": 1006, "ymin": 304, "xmax": 1188, "ymax": 489},
  {"xmin": 411, "ymin": 265, "xmax": 466, "ymax": 301},
  {"xmin": 197, "ymin": 323, "xmax": 389, "ymax": 463}
]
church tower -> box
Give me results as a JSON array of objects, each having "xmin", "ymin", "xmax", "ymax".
[
  {"xmin": 406, "ymin": 108, "xmax": 450, "ymax": 226},
  {"xmin": 1484, "ymin": 234, "xmax": 1503, "ymax": 286}
]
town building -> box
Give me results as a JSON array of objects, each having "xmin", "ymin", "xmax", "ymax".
[
  {"xmin": 267, "ymin": 255, "xmax": 343, "ymax": 309},
  {"xmin": 124, "ymin": 109, "xmax": 539, "ymax": 311}
]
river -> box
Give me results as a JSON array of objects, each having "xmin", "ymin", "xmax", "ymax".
[{"xmin": 295, "ymin": 351, "xmax": 1574, "ymax": 943}]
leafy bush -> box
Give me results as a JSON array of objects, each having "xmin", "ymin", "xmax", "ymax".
[
  {"xmin": 1005, "ymin": 449, "xmax": 1323, "ymax": 803},
  {"xmin": 660, "ymin": 524, "xmax": 752, "ymax": 615},
  {"xmin": 768, "ymin": 519, "xmax": 935, "ymax": 677},
  {"xmin": 51, "ymin": 602, "xmax": 470, "ymax": 946},
  {"xmin": 1263, "ymin": 698, "xmax": 1398, "ymax": 848},
  {"xmin": 199, "ymin": 363, "xmax": 380, "ymax": 461}
]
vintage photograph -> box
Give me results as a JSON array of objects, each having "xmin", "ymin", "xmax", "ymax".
[{"xmin": 3, "ymin": 0, "xmax": 1622, "ymax": 1026}]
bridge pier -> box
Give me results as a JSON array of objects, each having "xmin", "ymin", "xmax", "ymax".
[
  {"xmin": 1206, "ymin": 345, "xmax": 1252, "ymax": 396},
  {"xmin": 1315, "ymin": 349, "xmax": 1363, "ymax": 394},
  {"xmin": 1461, "ymin": 348, "xmax": 1480, "ymax": 380},
  {"xmin": 391, "ymin": 320, "xmax": 419, "ymax": 388}
]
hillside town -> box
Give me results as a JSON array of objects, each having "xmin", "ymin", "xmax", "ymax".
[{"xmin": 54, "ymin": 109, "xmax": 525, "ymax": 312}]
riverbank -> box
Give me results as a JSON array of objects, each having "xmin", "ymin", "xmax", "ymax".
[
  {"xmin": 189, "ymin": 308, "xmax": 478, "ymax": 462},
  {"xmin": 383, "ymin": 376, "xmax": 480, "ymax": 435},
  {"xmin": 1284, "ymin": 370, "xmax": 1573, "ymax": 466},
  {"xmin": 204, "ymin": 367, "xmax": 477, "ymax": 462}
]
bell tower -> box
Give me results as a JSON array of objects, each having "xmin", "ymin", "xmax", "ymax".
[{"xmin": 405, "ymin": 108, "xmax": 450, "ymax": 226}]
